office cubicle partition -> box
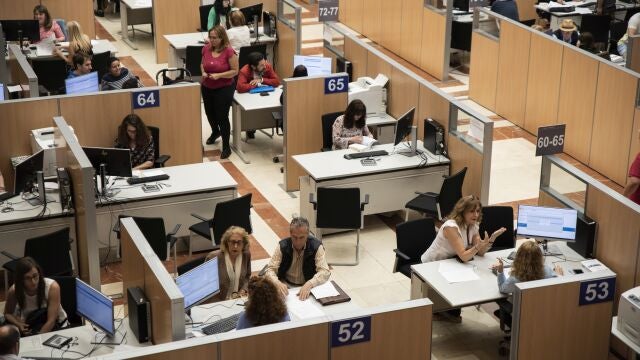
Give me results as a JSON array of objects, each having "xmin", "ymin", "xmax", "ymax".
[
  {"xmin": 7, "ymin": 44, "xmax": 39, "ymax": 98},
  {"xmin": 153, "ymin": 0, "xmax": 200, "ymax": 63},
  {"xmin": 0, "ymin": 0, "xmax": 95, "ymax": 38},
  {"xmin": 627, "ymin": 34, "xmax": 640, "ymax": 74},
  {"xmin": 275, "ymin": 0, "xmax": 302, "ymax": 78}
]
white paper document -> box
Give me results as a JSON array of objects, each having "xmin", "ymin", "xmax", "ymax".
[
  {"xmin": 140, "ymin": 169, "xmax": 166, "ymax": 177},
  {"xmin": 286, "ymin": 293, "xmax": 324, "ymax": 319},
  {"xmin": 20, "ymin": 335, "xmax": 44, "ymax": 353},
  {"xmin": 438, "ymin": 261, "xmax": 480, "ymax": 283},
  {"xmin": 36, "ymin": 38, "xmax": 55, "ymax": 56},
  {"xmin": 310, "ymin": 281, "xmax": 340, "ymax": 299}
]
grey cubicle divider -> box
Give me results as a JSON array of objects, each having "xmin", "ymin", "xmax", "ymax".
[
  {"xmin": 7, "ymin": 44, "xmax": 39, "ymax": 98},
  {"xmin": 0, "ymin": 23, "xmax": 7, "ymax": 96}
]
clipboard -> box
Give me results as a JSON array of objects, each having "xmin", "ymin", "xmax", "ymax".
[{"xmin": 314, "ymin": 281, "xmax": 351, "ymax": 306}]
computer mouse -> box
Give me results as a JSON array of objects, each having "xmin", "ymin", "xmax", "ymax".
[{"xmin": 260, "ymin": 92, "xmax": 269, "ymax": 96}]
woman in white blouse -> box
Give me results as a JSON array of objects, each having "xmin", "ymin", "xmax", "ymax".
[{"xmin": 226, "ymin": 10, "xmax": 251, "ymax": 54}]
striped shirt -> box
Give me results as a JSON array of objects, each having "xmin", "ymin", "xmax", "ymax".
[{"xmin": 101, "ymin": 68, "xmax": 142, "ymax": 91}]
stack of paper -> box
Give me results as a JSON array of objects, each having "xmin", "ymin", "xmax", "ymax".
[
  {"xmin": 310, "ymin": 281, "xmax": 340, "ymax": 299},
  {"xmin": 286, "ymin": 293, "xmax": 324, "ymax": 319},
  {"xmin": 438, "ymin": 261, "xmax": 480, "ymax": 283}
]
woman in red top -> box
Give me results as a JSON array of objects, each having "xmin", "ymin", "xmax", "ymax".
[{"xmin": 200, "ymin": 25, "xmax": 239, "ymax": 159}]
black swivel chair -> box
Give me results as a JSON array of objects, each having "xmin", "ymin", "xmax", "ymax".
[
  {"xmin": 609, "ymin": 20, "xmax": 628, "ymax": 55},
  {"xmin": 580, "ymin": 14, "xmax": 611, "ymax": 45},
  {"xmin": 238, "ymin": 44, "xmax": 267, "ymax": 70},
  {"xmin": 480, "ymin": 206, "xmax": 516, "ymax": 252},
  {"xmin": 321, "ymin": 112, "xmax": 343, "ymax": 151},
  {"xmin": 404, "ymin": 167, "xmax": 467, "ymax": 221},
  {"xmin": 31, "ymin": 57, "xmax": 67, "ymax": 95},
  {"xmin": 199, "ymin": 4, "xmax": 214, "ymax": 31},
  {"xmin": 184, "ymin": 45, "xmax": 204, "ymax": 78},
  {"xmin": 309, "ymin": 187, "xmax": 369, "ymax": 266},
  {"xmin": 189, "ymin": 193, "xmax": 253, "ymax": 256},
  {"xmin": 92, "ymin": 51, "xmax": 111, "ymax": 82},
  {"xmin": 49, "ymin": 275, "xmax": 83, "ymax": 328},
  {"xmin": 393, "ymin": 218, "xmax": 437, "ymax": 278},
  {"xmin": 177, "ymin": 256, "xmax": 207, "ymax": 276},
  {"xmin": 147, "ymin": 126, "xmax": 171, "ymax": 167}
]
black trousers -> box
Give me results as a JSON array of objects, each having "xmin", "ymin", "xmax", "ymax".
[{"xmin": 201, "ymin": 83, "xmax": 234, "ymax": 150}]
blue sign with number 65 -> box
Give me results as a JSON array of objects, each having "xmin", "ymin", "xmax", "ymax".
[
  {"xmin": 579, "ymin": 277, "xmax": 615, "ymax": 306},
  {"xmin": 132, "ymin": 90, "xmax": 160, "ymax": 109},
  {"xmin": 331, "ymin": 316, "xmax": 371, "ymax": 347},
  {"xmin": 324, "ymin": 75, "xmax": 349, "ymax": 95}
]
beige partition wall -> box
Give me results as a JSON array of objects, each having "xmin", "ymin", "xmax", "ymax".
[
  {"xmin": 416, "ymin": 83, "xmax": 451, "ymax": 140},
  {"xmin": 361, "ymin": 0, "xmax": 382, "ymax": 44},
  {"xmin": 41, "ymin": 0, "xmax": 96, "ymax": 38},
  {"xmin": 275, "ymin": 19, "xmax": 297, "ymax": 80},
  {"xmin": 283, "ymin": 75, "xmax": 347, "ymax": 191},
  {"xmin": 153, "ymin": 0, "xmax": 200, "ymax": 63},
  {"xmin": 448, "ymin": 135, "xmax": 483, "ymax": 197},
  {"xmin": 0, "ymin": 0, "xmax": 37, "ymax": 20},
  {"xmin": 468, "ymin": 32, "xmax": 499, "ymax": 111},
  {"xmin": 343, "ymin": 37, "xmax": 368, "ymax": 81},
  {"xmin": 419, "ymin": 7, "xmax": 446, "ymax": 81},
  {"xmin": 235, "ymin": 0, "xmax": 276, "ymax": 13},
  {"xmin": 514, "ymin": 0, "xmax": 537, "ymax": 22}
]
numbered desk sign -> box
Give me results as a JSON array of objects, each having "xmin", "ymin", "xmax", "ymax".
[
  {"xmin": 132, "ymin": 90, "xmax": 160, "ymax": 109},
  {"xmin": 579, "ymin": 277, "xmax": 615, "ymax": 306},
  {"xmin": 331, "ymin": 316, "xmax": 371, "ymax": 348},
  {"xmin": 324, "ymin": 75, "xmax": 348, "ymax": 95},
  {"xmin": 535, "ymin": 124, "xmax": 565, "ymax": 156},
  {"xmin": 318, "ymin": 0, "xmax": 339, "ymax": 22}
]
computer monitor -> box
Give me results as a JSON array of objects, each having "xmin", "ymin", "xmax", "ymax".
[
  {"xmin": 293, "ymin": 55, "xmax": 332, "ymax": 76},
  {"xmin": 240, "ymin": 3, "xmax": 263, "ymax": 29},
  {"xmin": 13, "ymin": 150, "xmax": 44, "ymax": 195},
  {"xmin": 176, "ymin": 257, "xmax": 220, "ymax": 310},
  {"xmin": 65, "ymin": 71, "xmax": 99, "ymax": 95},
  {"xmin": 0, "ymin": 83, "xmax": 5, "ymax": 101},
  {"xmin": 0, "ymin": 20, "xmax": 39, "ymax": 42},
  {"xmin": 82, "ymin": 147, "xmax": 133, "ymax": 178},
  {"xmin": 517, "ymin": 205, "xmax": 578, "ymax": 255},
  {"xmin": 76, "ymin": 278, "xmax": 123, "ymax": 344}
]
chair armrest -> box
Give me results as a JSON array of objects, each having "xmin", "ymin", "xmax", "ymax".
[
  {"xmin": 361, "ymin": 194, "xmax": 370, "ymax": 211},
  {"xmin": 1, "ymin": 251, "xmax": 19, "ymax": 261},
  {"xmin": 309, "ymin": 193, "xmax": 317, "ymax": 209},
  {"xmin": 393, "ymin": 249, "xmax": 411, "ymax": 261},
  {"xmin": 190, "ymin": 213, "xmax": 209, "ymax": 222},
  {"xmin": 168, "ymin": 224, "xmax": 181, "ymax": 237},
  {"xmin": 155, "ymin": 155, "xmax": 171, "ymax": 168}
]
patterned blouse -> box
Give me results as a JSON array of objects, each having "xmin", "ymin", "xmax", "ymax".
[
  {"xmin": 332, "ymin": 115, "xmax": 372, "ymax": 150},
  {"xmin": 115, "ymin": 136, "xmax": 155, "ymax": 168}
]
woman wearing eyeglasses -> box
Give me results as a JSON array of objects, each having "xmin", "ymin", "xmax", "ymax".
[{"xmin": 205, "ymin": 226, "xmax": 251, "ymax": 300}]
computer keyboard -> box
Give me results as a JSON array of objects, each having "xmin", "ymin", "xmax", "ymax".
[
  {"xmin": 343, "ymin": 150, "xmax": 389, "ymax": 159},
  {"xmin": 200, "ymin": 312, "xmax": 242, "ymax": 335},
  {"xmin": 126, "ymin": 174, "xmax": 170, "ymax": 185}
]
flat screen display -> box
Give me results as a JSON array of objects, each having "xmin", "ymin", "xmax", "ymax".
[
  {"xmin": 65, "ymin": 71, "xmax": 99, "ymax": 95},
  {"xmin": 176, "ymin": 257, "xmax": 220, "ymax": 310},
  {"xmin": 293, "ymin": 55, "xmax": 332, "ymax": 76},
  {"xmin": 517, "ymin": 205, "xmax": 578, "ymax": 241},
  {"xmin": 76, "ymin": 278, "xmax": 115, "ymax": 335}
]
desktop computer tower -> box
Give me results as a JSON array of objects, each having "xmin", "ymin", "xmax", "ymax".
[
  {"xmin": 56, "ymin": 168, "xmax": 73, "ymax": 211},
  {"xmin": 127, "ymin": 287, "xmax": 151, "ymax": 343},
  {"xmin": 568, "ymin": 213, "xmax": 596, "ymax": 258},
  {"xmin": 423, "ymin": 118, "xmax": 446, "ymax": 155}
]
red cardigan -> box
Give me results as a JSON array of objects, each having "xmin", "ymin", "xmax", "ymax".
[{"xmin": 236, "ymin": 62, "xmax": 281, "ymax": 93}]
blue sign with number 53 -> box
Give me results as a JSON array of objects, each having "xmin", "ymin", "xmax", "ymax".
[
  {"xmin": 132, "ymin": 90, "xmax": 160, "ymax": 109},
  {"xmin": 331, "ymin": 316, "xmax": 371, "ymax": 348},
  {"xmin": 324, "ymin": 75, "xmax": 349, "ymax": 95},
  {"xmin": 579, "ymin": 277, "xmax": 615, "ymax": 306}
]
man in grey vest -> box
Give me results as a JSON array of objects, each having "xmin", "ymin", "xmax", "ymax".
[{"xmin": 264, "ymin": 217, "xmax": 330, "ymax": 300}]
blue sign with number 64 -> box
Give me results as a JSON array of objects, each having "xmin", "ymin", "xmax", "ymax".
[
  {"xmin": 579, "ymin": 277, "xmax": 615, "ymax": 306},
  {"xmin": 132, "ymin": 90, "xmax": 160, "ymax": 109},
  {"xmin": 331, "ymin": 316, "xmax": 371, "ymax": 347},
  {"xmin": 324, "ymin": 75, "xmax": 349, "ymax": 95}
]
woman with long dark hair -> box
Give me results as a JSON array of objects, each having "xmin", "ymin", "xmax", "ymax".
[
  {"xmin": 207, "ymin": 0, "xmax": 235, "ymax": 30},
  {"xmin": 33, "ymin": 5, "xmax": 65, "ymax": 43},
  {"xmin": 115, "ymin": 114, "xmax": 155, "ymax": 170},
  {"xmin": 331, "ymin": 99, "xmax": 373, "ymax": 150},
  {"xmin": 236, "ymin": 276, "xmax": 290, "ymax": 329}
]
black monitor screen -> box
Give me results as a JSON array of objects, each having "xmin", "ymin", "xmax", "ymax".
[
  {"xmin": 240, "ymin": 3, "xmax": 263, "ymax": 25},
  {"xmin": 453, "ymin": 0, "xmax": 469, "ymax": 11},
  {"xmin": 82, "ymin": 147, "xmax": 133, "ymax": 178},
  {"xmin": 76, "ymin": 278, "xmax": 115, "ymax": 336},
  {"xmin": 14, "ymin": 150, "xmax": 44, "ymax": 194},
  {"xmin": 394, "ymin": 108, "xmax": 416, "ymax": 146},
  {"xmin": 0, "ymin": 20, "xmax": 39, "ymax": 42}
]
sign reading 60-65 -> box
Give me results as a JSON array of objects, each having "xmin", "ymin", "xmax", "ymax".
[
  {"xmin": 535, "ymin": 124, "xmax": 565, "ymax": 156},
  {"xmin": 132, "ymin": 90, "xmax": 160, "ymax": 109}
]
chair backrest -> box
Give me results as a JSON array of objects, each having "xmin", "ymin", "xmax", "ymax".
[
  {"xmin": 625, "ymin": 8, "xmax": 640, "ymax": 23},
  {"xmin": 31, "ymin": 57, "xmax": 67, "ymax": 94},
  {"xmin": 238, "ymin": 44, "xmax": 267, "ymax": 70},
  {"xmin": 316, "ymin": 187, "xmax": 362, "ymax": 229},
  {"xmin": 395, "ymin": 218, "xmax": 437, "ymax": 265},
  {"xmin": 55, "ymin": 19, "xmax": 68, "ymax": 41},
  {"xmin": 212, "ymin": 193, "xmax": 253, "ymax": 245},
  {"xmin": 438, "ymin": 167, "xmax": 467, "ymax": 219},
  {"xmin": 130, "ymin": 216, "xmax": 168, "ymax": 261},
  {"xmin": 92, "ymin": 51, "xmax": 111, "ymax": 81},
  {"xmin": 49, "ymin": 275, "xmax": 82, "ymax": 327},
  {"xmin": 147, "ymin": 126, "xmax": 160, "ymax": 161},
  {"xmin": 186, "ymin": 45, "xmax": 204, "ymax": 77},
  {"xmin": 199, "ymin": 4, "xmax": 214, "ymax": 31},
  {"xmin": 321, "ymin": 112, "xmax": 343, "ymax": 151},
  {"xmin": 480, "ymin": 206, "xmax": 516, "ymax": 251},
  {"xmin": 25, "ymin": 227, "xmax": 72, "ymax": 277},
  {"xmin": 177, "ymin": 256, "xmax": 207, "ymax": 276},
  {"xmin": 580, "ymin": 14, "xmax": 611, "ymax": 44}
]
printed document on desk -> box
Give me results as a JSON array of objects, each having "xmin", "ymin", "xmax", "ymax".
[
  {"xmin": 132, "ymin": 169, "xmax": 167, "ymax": 178},
  {"xmin": 310, "ymin": 281, "xmax": 340, "ymax": 299},
  {"xmin": 286, "ymin": 293, "xmax": 324, "ymax": 319},
  {"xmin": 438, "ymin": 261, "xmax": 480, "ymax": 283}
]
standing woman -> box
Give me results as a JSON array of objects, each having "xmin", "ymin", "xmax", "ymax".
[
  {"xmin": 200, "ymin": 25, "xmax": 238, "ymax": 159},
  {"xmin": 33, "ymin": 5, "xmax": 65, "ymax": 43},
  {"xmin": 205, "ymin": 226, "xmax": 252, "ymax": 301},
  {"xmin": 208, "ymin": 0, "xmax": 236, "ymax": 30},
  {"xmin": 54, "ymin": 21, "xmax": 92, "ymax": 65},
  {"xmin": 332, "ymin": 99, "xmax": 374, "ymax": 150},
  {"xmin": 115, "ymin": 114, "xmax": 155, "ymax": 170}
]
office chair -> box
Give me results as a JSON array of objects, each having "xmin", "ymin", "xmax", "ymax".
[
  {"xmin": 1, "ymin": 227, "xmax": 74, "ymax": 293},
  {"xmin": 147, "ymin": 126, "xmax": 171, "ymax": 167},
  {"xmin": 321, "ymin": 111, "xmax": 343, "ymax": 151},
  {"xmin": 92, "ymin": 51, "xmax": 111, "ymax": 82},
  {"xmin": 609, "ymin": 20, "xmax": 627, "ymax": 55},
  {"xmin": 238, "ymin": 44, "xmax": 267, "ymax": 70},
  {"xmin": 188, "ymin": 193, "xmax": 253, "ymax": 256},
  {"xmin": 404, "ymin": 167, "xmax": 467, "ymax": 221},
  {"xmin": 393, "ymin": 218, "xmax": 437, "ymax": 278},
  {"xmin": 309, "ymin": 187, "xmax": 369, "ymax": 266},
  {"xmin": 49, "ymin": 275, "xmax": 83, "ymax": 328},
  {"xmin": 177, "ymin": 256, "xmax": 207, "ymax": 276},
  {"xmin": 480, "ymin": 206, "xmax": 516, "ymax": 252},
  {"xmin": 580, "ymin": 14, "xmax": 611, "ymax": 45},
  {"xmin": 183, "ymin": 45, "xmax": 204, "ymax": 78},
  {"xmin": 31, "ymin": 57, "xmax": 67, "ymax": 95},
  {"xmin": 199, "ymin": 4, "xmax": 214, "ymax": 31},
  {"xmin": 55, "ymin": 19, "xmax": 68, "ymax": 41}
]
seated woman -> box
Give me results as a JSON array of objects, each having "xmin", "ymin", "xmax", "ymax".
[
  {"xmin": 101, "ymin": 57, "xmax": 142, "ymax": 91},
  {"xmin": 420, "ymin": 195, "xmax": 506, "ymax": 322},
  {"xmin": 226, "ymin": 10, "xmax": 251, "ymax": 54},
  {"xmin": 236, "ymin": 276, "xmax": 290, "ymax": 330},
  {"xmin": 3, "ymin": 257, "xmax": 67, "ymax": 336},
  {"xmin": 33, "ymin": 5, "xmax": 65, "ymax": 43},
  {"xmin": 208, "ymin": 0, "xmax": 236, "ymax": 30},
  {"xmin": 54, "ymin": 21, "xmax": 92, "ymax": 65},
  {"xmin": 553, "ymin": 19, "xmax": 579, "ymax": 46},
  {"xmin": 578, "ymin": 32, "xmax": 598, "ymax": 54},
  {"xmin": 332, "ymin": 99, "xmax": 374, "ymax": 150},
  {"xmin": 115, "ymin": 114, "xmax": 155, "ymax": 170},
  {"xmin": 205, "ymin": 226, "xmax": 251, "ymax": 300}
]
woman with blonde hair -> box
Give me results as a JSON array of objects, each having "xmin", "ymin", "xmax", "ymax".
[
  {"xmin": 55, "ymin": 21, "xmax": 92, "ymax": 65},
  {"xmin": 236, "ymin": 276, "xmax": 290, "ymax": 330},
  {"xmin": 205, "ymin": 226, "xmax": 251, "ymax": 300},
  {"xmin": 226, "ymin": 10, "xmax": 251, "ymax": 53},
  {"xmin": 494, "ymin": 241, "xmax": 563, "ymax": 294}
]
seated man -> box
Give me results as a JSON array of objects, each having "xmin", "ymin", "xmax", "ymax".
[
  {"xmin": 264, "ymin": 217, "xmax": 330, "ymax": 300},
  {"xmin": 0, "ymin": 324, "xmax": 26, "ymax": 360},
  {"xmin": 67, "ymin": 53, "xmax": 92, "ymax": 79},
  {"xmin": 236, "ymin": 52, "xmax": 281, "ymax": 93}
]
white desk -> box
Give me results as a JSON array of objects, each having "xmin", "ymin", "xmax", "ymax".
[
  {"xmin": 293, "ymin": 142, "xmax": 450, "ymax": 238},
  {"xmin": 96, "ymin": 162, "xmax": 237, "ymax": 255},
  {"xmin": 25, "ymin": 39, "xmax": 118, "ymax": 59},
  {"xmin": 410, "ymin": 242, "xmax": 585, "ymax": 312},
  {"xmin": 231, "ymin": 87, "xmax": 283, "ymax": 164},
  {"xmin": 612, "ymin": 316, "xmax": 640, "ymax": 355},
  {"xmin": 120, "ymin": 0, "xmax": 153, "ymax": 50},
  {"xmin": 535, "ymin": 1, "xmax": 594, "ymax": 30}
]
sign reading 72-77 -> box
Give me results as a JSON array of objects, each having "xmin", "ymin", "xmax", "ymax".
[{"xmin": 318, "ymin": 0, "xmax": 339, "ymax": 22}]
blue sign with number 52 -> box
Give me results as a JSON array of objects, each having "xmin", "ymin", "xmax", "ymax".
[
  {"xmin": 324, "ymin": 75, "xmax": 349, "ymax": 95},
  {"xmin": 331, "ymin": 316, "xmax": 371, "ymax": 347},
  {"xmin": 579, "ymin": 277, "xmax": 615, "ymax": 306},
  {"xmin": 132, "ymin": 90, "xmax": 160, "ymax": 109}
]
